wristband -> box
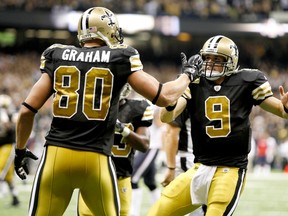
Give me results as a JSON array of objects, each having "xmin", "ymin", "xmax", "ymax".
[
  {"xmin": 168, "ymin": 167, "xmax": 176, "ymax": 170},
  {"xmin": 284, "ymin": 105, "xmax": 288, "ymax": 114},
  {"xmin": 165, "ymin": 102, "xmax": 177, "ymax": 111},
  {"xmin": 121, "ymin": 127, "xmax": 131, "ymax": 137}
]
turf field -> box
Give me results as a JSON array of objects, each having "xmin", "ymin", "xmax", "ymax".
[{"xmin": 1, "ymin": 172, "xmax": 288, "ymax": 216}]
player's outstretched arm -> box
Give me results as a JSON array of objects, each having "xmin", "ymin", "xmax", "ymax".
[
  {"xmin": 128, "ymin": 71, "xmax": 190, "ymax": 107},
  {"xmin": 259, "ymin": 85, "xmax": 288, "ymax": 118},
  {"xmin": 128, "ymin": 53, "xmax": 202, "ymax": 108},
  {"xmin": 159, "ymin": 96, "xmax": 187, "ymax": 123},
  {"xmin": 161, "ymin": 123, "xmax": 180, "ymax": 187}
]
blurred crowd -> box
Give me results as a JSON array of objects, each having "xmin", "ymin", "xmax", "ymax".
[{"xmin": 0, "ymin": 0, "xmax": 288, "ymax": 20}]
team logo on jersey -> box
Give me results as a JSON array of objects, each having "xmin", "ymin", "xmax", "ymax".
[
  {"xmin": 214, "ymin": 85, "xmax": 221, "ymax": 92},
  {"xmin": 121, "ymin": 187, "xmax": 127, "ymax": 193},
  {"xmin": 222, "ymin": 168, "xmax": 230, "ymax": 173}
]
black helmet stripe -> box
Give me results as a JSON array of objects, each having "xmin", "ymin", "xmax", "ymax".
[
  {"xmin": 208, "ymin": 35, "xmax": 223, "ymax": 49},
  {"xmin": 81, "ymin": 8, "xmax": 94, "ymax": 33}
]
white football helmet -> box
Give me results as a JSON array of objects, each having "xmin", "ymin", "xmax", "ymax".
[
  {"xmin": 77, "ymin": 7, "xmax": 123, "ymax": 46},
  {"xmin": 0, "ymin": 94, "xmax": 12, "ymax": 108},
  {"xmin": 200, "ymin": 35, "xmax": 239, "ymax": 81}
]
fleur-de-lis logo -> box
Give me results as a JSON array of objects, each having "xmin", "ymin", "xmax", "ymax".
[
  {"xmin": 101, "ymin": 10, "xmax": 115, "ymax": 27},
  {"xmin": 230, "ymin": 44, "xmax": 239, "ymax": 57}
]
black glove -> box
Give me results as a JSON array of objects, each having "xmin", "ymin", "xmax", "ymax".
[
  {"xmin": 14, "ymin": 148, "xmax": 38, "ymax": 180},
  {"xmin": 181, "ymin": 52, "xmax": 203, "ymax": 82}
]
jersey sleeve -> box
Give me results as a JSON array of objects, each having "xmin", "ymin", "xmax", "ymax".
[
  {"xmin": 251, "ymin": 70, "xmax": 273, "ymax": 105},
  {"xmin": 123, "ymin": 45, "xmax": 143, "ymax": 72},
  {"xmin": 39, "ymin": 44, "xmax": 65, "ymax": 77},
  {"xmin": 133, "ymin": 100, "xmax": 154, "ymax": 129},
  {"xmin": 181, "ymin": 87, "xmax": 191, "ymax": 100},
  {"xmin": 170, "ymin": 108, "xmax": 189, "ymax": 128}
]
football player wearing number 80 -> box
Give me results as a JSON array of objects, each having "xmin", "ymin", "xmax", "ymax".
[
  {"xmin": 14, "ymin": 6, "xmax": 199, "ymax": 216},
  {"xmin": 77, "ymin": 83, "xmax": 154, "ymax": 216},
  {"xmin": 148, "ymin": 35, "xmax": 288, "ymax": 216}
]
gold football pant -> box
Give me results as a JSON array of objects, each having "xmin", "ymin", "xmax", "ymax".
[
  {"xmin": 0, "ymin": 143, "xmax": 14, "ymax": 183},
  {"xmin": 78, "ymin": 176, "xmax": 132, "ymax": 216},
  {"xmin": 148, "ymin": 163, "xmax": 246, "ymax": 216},
  {"xmin": 29, "ymin": 145, "xmax": 120, "ymax": 216}
]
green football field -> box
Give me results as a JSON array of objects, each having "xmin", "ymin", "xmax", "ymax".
[{"xmin": 1, "ymin": 172, "xmax": 288, "ymax": 216}]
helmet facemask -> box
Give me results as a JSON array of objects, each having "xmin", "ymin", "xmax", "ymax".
[{"xmin": 202, "ymin": 55, "xmax": 235, "ymax": 81}]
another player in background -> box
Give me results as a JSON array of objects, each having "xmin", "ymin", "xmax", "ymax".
[
  {"xmin": 161, "ymin": 108, "xmax": 194, "ymax": 187},
  {"xmin": 161, "ymin": 108, "xmax": 205, "ymax": 216},
  {"xmin": 148, "ymin": 35, "xmax": 288, "ymax": 215},
  {"xmin": 0, "ymin": 94, "xmax": 20, "ymax": 206},
  {"xmin": 130, "ymin": 106, "xmax": 164, "ymax": 216},
  {"xmin": 14, "ymin": 7, "xmax": 201, "ymax": 216},
  {"xmin": 77, "ymin": 83, "xmax": 154, "ymax": 216}
]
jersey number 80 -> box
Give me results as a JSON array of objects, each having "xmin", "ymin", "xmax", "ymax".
[{"xmin": 53, "ymin": 66, "xmax": 113, "ymax": 121}]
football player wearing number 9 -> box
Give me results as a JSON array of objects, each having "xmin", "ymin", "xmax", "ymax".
[
  {"xmin": 148, "ymin": 35, "xmax": 288, "ymax": 216},
  {"xmin": 14, "ymin": 6, "xmax": 198, "ymax": 216}
]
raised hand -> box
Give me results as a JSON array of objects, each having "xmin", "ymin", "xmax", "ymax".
[{"xmin": 181, "ymin": 52, "xmax": 203, "ymax": 82}]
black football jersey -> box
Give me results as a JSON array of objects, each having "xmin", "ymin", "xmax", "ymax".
[
  {"xmin": 111, "ymin": 99, "xmax": 153, "ymax": 177},
  {"xmin": 40, "ymin": 43, "xmax": 143, "ymax": 155},
  {"xmin": 188, "ymin": 69, "xmax": 273, "ymax": 168},
  {"xmin": 172, "ymin": 108, "xmax": 193, "ymax": 154}
]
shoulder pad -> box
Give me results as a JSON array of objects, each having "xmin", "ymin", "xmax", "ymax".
[
  {"xmin": 122, "ymin": 45, "xmax": 139, "ymax": 56},
  {"xmin": 46, "ymin": 43, "xmax": 69, "ymax": 51},
  {"xmin": 41, "ymin": 43, "xmax": 67, "ymax": 58},
  {"xmin": 238, "ymin": 68, "xmax": 263, "ymax": 82}
]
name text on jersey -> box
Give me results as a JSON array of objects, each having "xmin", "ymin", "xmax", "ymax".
[{"xmin": 62, "ymin": 49, "xmax": 110, "ymax": 62}]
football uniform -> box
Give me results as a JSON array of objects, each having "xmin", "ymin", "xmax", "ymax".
[
  {"xmin": 0, "ymin": 105, "xmax": 19, "ymax": 206},
  {"xmin": 0, "ymin": 107, "xmax": 15, "ymax": 183},
  {"xmin": 77, "ymin": 98, "xmax": 153, "ymax": 216},
  {"xmin": 30, "ymin": 43, "xmax": 143, "ymax": 216},
  {"xmin": 189, "ymin": 69, "xmax": 272, "ymax": 168},
  {"xmin": 41, "ymin": 43, "xmax": 142, "ymax": 155},
  {"xmin": 112, "ymin": 99, "xmax": 153, "ymax": 178},
  {"xmin": 148, "ymin": 69, "xmax": 273, "ymax": 216}
]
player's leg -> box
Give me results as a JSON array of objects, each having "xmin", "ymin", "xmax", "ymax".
[
  {"xmin": 147, "ymin": 166, "xmax": 200, "ymax": 216},
  {"xmin": 117, "ymin": 177, "xmax": 132, "ymax": 216},
  {"xmin": 130, "ymin": 187, "xmax": 142, "ymax": 216},
  {"xmin": 0, "ymin": 144, "xmax": 13, "ymax": 181},
  {"xmin": 0, "ymin": 144, "xmax": 20, "ymax": 206},
  {"xmin": 6, "ymin": 165, "xmax": 20, "ymax": 206},
  {"xmin": 80, "ymin": 154, "xmax": 120, "ymax": 216},
  {"xmin": 130, "ymin": 150, "xmax": 147, "ymax": 216},
  {"xmin": 77, "ymin": 176, "xmax": 131, "ymax": 216},
  {"xmin": 142, "ymin": 149, "xmax": 160, "ymax": 204},
  {"xmin": 29, "ymin": 146, "xmax": 76, "ymax": 216},
  {"xmin": 206, "ymin": 167, "xmax": 246, "ymax": 216}
]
